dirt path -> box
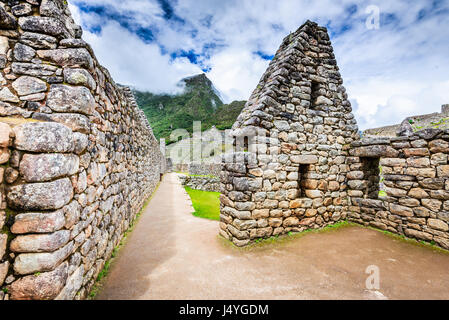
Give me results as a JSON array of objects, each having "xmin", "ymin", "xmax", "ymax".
[{"xmin": 96, "ymin": 173, "xmax": 449, "ymax": 300}]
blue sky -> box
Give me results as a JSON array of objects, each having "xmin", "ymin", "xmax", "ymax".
[{"xmin": 68, "ymin": 0, "xmax": 449, "ymax": 130}]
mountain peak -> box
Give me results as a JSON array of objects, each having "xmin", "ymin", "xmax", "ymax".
[{"xmin": 180, "ymin": 73, "xmax": 213, "ymax": 88}]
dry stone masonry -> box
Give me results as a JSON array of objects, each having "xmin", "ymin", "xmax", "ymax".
[
  {"xmin": 219, "ymin": 21, "xmax": 359, "ymax": 246},
  {"xmin": 348, "ymin": 131, "xmax": 449, "ymax": 250},
  {"xmin": 0, "ymin": 0, "xmax": 165, "ymax": 300},
  {"xmin": 179, "ymin": 174, "xmax": 220, "ymax": 193},
  {"xmin": 219, "ymin": 21, "xmax": 449, "ymax": 250}
]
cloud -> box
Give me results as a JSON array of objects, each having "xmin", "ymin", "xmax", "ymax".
[{"xmin": 68, "ymin": 0, "xmax": 449, "ymax": 130}]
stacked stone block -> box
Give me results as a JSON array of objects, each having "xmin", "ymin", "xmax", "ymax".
[
  {"xmin": 219, "ymin": 21, "xmax": 360, "ymax": 246},
  {"xmin": 0, "ymin": 0, "xmax": 164, "ymax": 300},
  {"xmin": 179, "ymin": 175, "xmax": 220, "ymax": 192},
  {"xmin": 348, "ymin": 130, "xmax": 449, "ymax": 250}
]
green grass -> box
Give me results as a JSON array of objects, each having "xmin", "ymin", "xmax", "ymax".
[
  {"xmin": 184, "ymin": 187, "xmax": 220, "ymax": 221},
  {"xmin": 219, "ymin": 221, "xmax": 353, "ymax": 251}
]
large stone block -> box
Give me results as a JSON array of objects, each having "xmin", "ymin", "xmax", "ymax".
[
  {"xmin": 20, "ymin": 153, "xmax": 79, "ymax": 182},
  {"xmin": 13, "ymin": 43, "xmax": 36, "ymax": 62},
  {"xmin": 13, "ymin": 122, "xmax": 74, "ymax": 153},
  {"xmin": 389, "ymin": 204, "xmax": 413, "ymax": 217},
  {"xmin": 11, "ymin": 62, "xmax": 57, "ymax": 76},
  {"xmin": 13, "ymin": 241, "xmax": 73, "ymax": 275},
  {"xmin": 63, "ymin": 68, "xmax": 96, "ymax": 90},
  {"xmin": 11, "ymin": 211, "xmax": 65, "ymax": 234},
  {"xmin": 12, "ymin": 76, "xmax": 47, "ymax": 96},
  {"xmin": 429, "ymin": 139, "xmax": 449, "ymax": 153},
  {"xmin": 10, "ymin": 230, "xmax": 71, "ymax": 253},
  {"xmin": 19, "ymin": 32, "xmax": 57, "ymax": 49},
  {"xmin": 351, "ymin": 145, "xmax": 399, "ymax": 158},
  {"xmin": 55, "ymin": 265, "xmax": 84, "ymax": 300},
  {"xmin": 0, "ymin": 7, "xmax": 18, "ymax": 29},
  {"xmin": 46, "ymin": 84, "xmax": 95, "ymax": 115},
  {"xmin": 7, "ymin": 178, "xmax": 74, "ymax": 211},
  {"xmin": 32, "ymin": 112, "xmax": 91, "ymax": 134},
  {"xmin": 18, "ymin": 16, "xmax": 67, "ymax": 38},
  {"xmin": 37, "ymin": 48, "xmax": 93, "ymax": 69},
  {"xmin": 428, "ymin": 219, "xmax": 449, "ymax": 232},
  {"xmin": 291, "ymin": 155, "xmax": 318, "ymax": 164},
  {"xmin": 9, "ymin": 262, "xmax": 68, "ymax": 300},
  {"xmin": 0, "ymin": 87, "xmax": 19, "ymax": 103}
]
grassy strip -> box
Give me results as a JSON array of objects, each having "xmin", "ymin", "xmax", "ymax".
[
  {"xmin": 176, "ymin": 172, "xmax": 217, "ymax": 179},
  {"xmin": 184, "ymin": 186, "xmax": 220, "ymax": 221},
  {"xmin": 87, "ymin": 181, "xmax": 161, "ymax": 299},
  {"xmin": 219, "ymin": 220, "xmax": 449, "ymax": 254},
  {"xmin": 360, "ymin": 224, "xmax": 449, "ymax": 255},
  {"xmin": 219, "ymin": 221, "xmax": 353, "ymax": 251}
]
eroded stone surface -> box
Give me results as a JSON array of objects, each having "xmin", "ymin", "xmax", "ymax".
[
  {"xmin": 11, "ymin": 211, "xmax": 66, "ymax": 234},
  {"xmin": 10, "ymin": 230, "xmax": 71, "ymax": 253},
  {"xmin": 37, "ymin": 48, "xmax": 93, "ymax": 69},
  {"xmin": 12, "ymin": 76, "xmax": 47, "ymax": 96},
  {"xmin": 13, "ymin": 122, "xmax": 74, "ymax": 153},
  {"xmin": 20, "ymin": 153, "xmax": 79, "ymax": 182},
  {"xmin": 7, "ymin": 178, "xmax": 74, "ymax": 211},
  {"xmin": 46, "ymin": 84, "xmax": 95, "ymax": 115},
  {"xmin": 13, "ymin": 242, "xmax": 73, "ymax": 275},
  {"xmin": 9, "ymin": 262, "xmax": 68, "ymax": 300}
]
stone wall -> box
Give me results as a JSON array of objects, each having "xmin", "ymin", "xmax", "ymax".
[
  {"xmin": 347, "ymin": 130, "xmax": 449, "ymax": 250},
  {"xmin": 364, "ymin": 104, "xmax": 449, "ymax": 137},
  {"xmin": 219, "ymin": 21, "xmax": 359, "ymax": 246},
  {"xmin": 173, "ymin": 163, "xmax": 221, "ymax": 177},
  {"xmin": 188, "ymin": 163, "xmax": 221, "ymax": 177},
  {"xmin": 179, "ymin": 174, "xmax": 220, "ymax": 192},
  {"xmin": 0, "ymin": 0, "xmax": 164, "ymax": 300},
  {"xmin": 219, "ymin": 20, "xmax": 449, "ymax": 250}
]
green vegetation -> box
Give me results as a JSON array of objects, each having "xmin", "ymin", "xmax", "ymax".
[
  {"xmin": 220, "ymin": 221, "xmax": 353, "ymax": 250},
  {"xmin": 134, "ymin": 74, "xmax": 245, "ymax": 144},
  {"xmin": 88, "ymin": 182, "xmax": 161, "ymax": 299},
  {"xmin": 363, "ymin": 225, "xmax": 449, "ymax": 254},
  {"xmin": 378, "ymin": 190, "xmax": 387, "ymax": 197},
  {"xmin": 219, "ymin": 220, "xmax": 449, "ymax": 254},
  {"xmin": 184, "ymin": 187, "xmax": 221, "ymax": 221}
]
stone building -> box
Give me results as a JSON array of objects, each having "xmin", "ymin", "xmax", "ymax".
[
  {"xmin": 219, "ymin": 21, "xmax": 360, "ymax": 246},
  {"xmin": 219, "ymin": 20, "xmax": 449, "ymax": 251},
  {"xmin": 0, "ymin": 0, "xmax": 165, "ymax": 300},
  {"xmin": 348, "ymin": 130, "xmax": 449, "ymax": 250}
]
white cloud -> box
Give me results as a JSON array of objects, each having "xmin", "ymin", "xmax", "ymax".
[
  {"xmin": 82, "ymin": 22, "xmax": 202, "ymax": 94},
  {"xmin": 68, "ymin": 0, "xmax": 449, "ymax": 130},
  {"xmin": 207, "ymin": 49, "xmax": 270, "ymax": 102}
]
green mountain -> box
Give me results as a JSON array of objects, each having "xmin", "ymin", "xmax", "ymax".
[{"xmin": 133, "ymin": 74, "xmax": 245, "ymax": 144}]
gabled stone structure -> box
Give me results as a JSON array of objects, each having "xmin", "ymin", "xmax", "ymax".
[{"xmin": 219, "ymin": 21, "xmax": 360, "ymax": 246}]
